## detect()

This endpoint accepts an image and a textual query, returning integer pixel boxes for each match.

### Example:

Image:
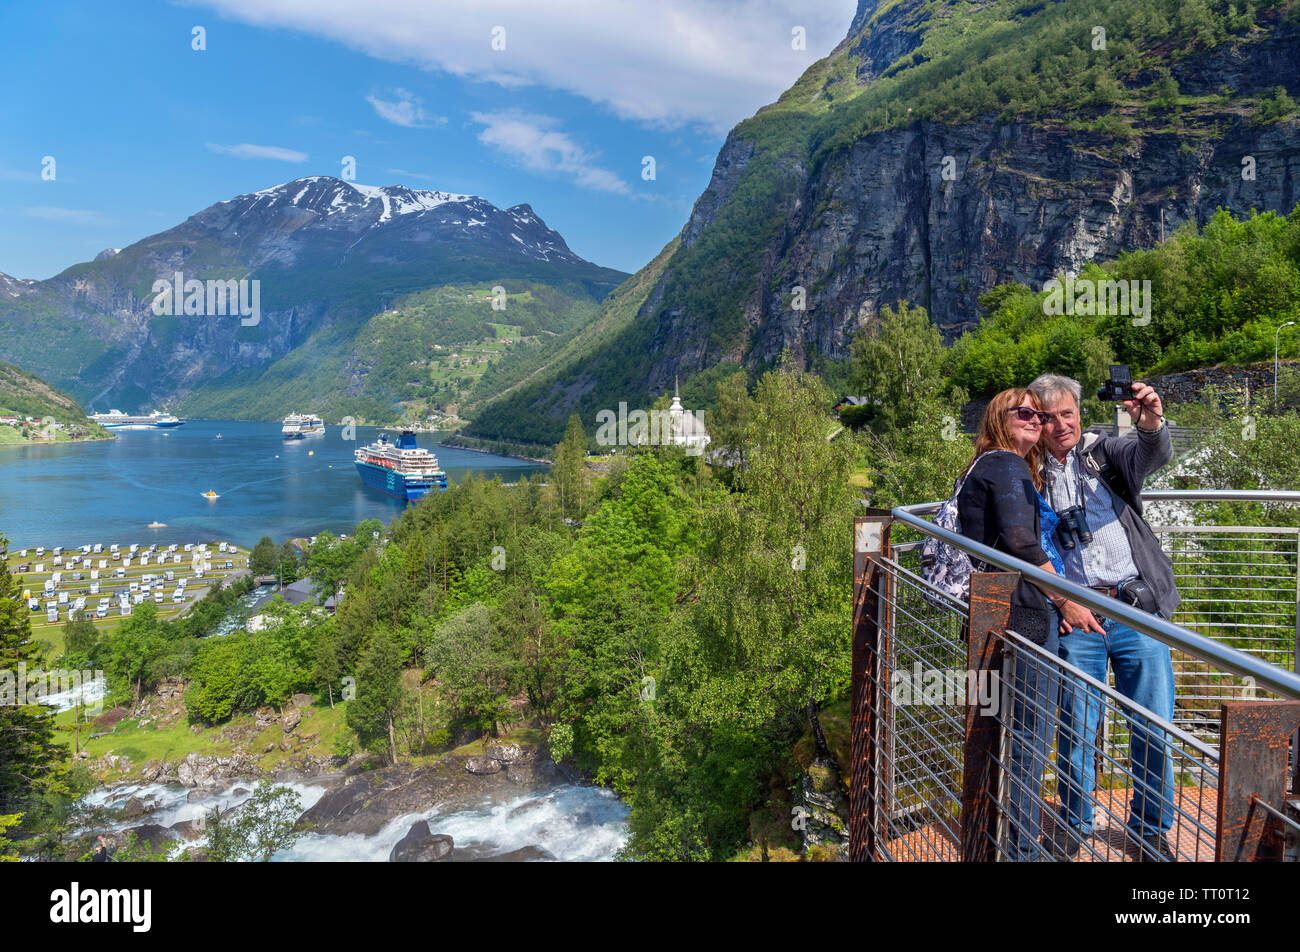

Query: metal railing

[850,490,1300,863]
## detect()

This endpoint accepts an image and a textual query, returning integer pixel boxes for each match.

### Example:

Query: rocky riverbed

[82,740,628,861]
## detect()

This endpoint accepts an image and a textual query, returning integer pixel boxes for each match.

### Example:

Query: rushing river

[0,419,547,549]
[84,779,629,862]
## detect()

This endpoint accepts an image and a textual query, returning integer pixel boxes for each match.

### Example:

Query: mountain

[0,360,109,439]
[0,177,627,417]
[464,0,1300,446]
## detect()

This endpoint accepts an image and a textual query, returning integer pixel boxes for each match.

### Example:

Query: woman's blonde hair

[967,388,1045,492]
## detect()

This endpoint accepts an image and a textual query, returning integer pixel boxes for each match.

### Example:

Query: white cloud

[470,111,628,194]
[366,88,446,127]
[206,142,309,162]
[189,0,857,133]
[21,206,115,225]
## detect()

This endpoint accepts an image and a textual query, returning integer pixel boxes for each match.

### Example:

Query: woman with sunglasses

[957,387,1081,861]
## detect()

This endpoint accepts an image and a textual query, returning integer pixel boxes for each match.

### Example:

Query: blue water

[0,420,547,549]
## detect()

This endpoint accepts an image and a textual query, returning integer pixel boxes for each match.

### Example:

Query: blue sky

[0,0,856,280]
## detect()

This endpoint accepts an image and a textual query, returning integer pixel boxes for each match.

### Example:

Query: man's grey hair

[1029,373,1082,409]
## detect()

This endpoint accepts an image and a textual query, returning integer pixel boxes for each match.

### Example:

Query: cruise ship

[281,413,325,439]
[354,431,448,501]
[90,410,185,430]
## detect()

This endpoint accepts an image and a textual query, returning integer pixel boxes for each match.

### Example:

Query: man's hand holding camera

[1123,381,1164,432]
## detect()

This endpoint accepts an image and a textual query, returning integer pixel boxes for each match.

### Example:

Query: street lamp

[1276,321,1296,408]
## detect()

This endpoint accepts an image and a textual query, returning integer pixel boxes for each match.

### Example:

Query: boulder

[279,737,295,752]
[485,743,531,765]
[280,708,303,733]
[169,819,205,842]
[291,693,313,709]
[123,824,178,851]
[139,760,163,783]
[389,821,454,862]
[120,796,155,820]
[479,845,554,862]
[505,759,558,787]
[465,756,502,775]
[177,752,217,788]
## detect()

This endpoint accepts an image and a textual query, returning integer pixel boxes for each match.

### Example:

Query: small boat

[147,521,168,528]
[202,490,220,499]
[215,433,223,439]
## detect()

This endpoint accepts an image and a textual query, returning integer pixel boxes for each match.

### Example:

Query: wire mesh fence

[865,551,968,861]
[993,630,1220,863]
[1155,525,1300,742]
[856,501,1300,863]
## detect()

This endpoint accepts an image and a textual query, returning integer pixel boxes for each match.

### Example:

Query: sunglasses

[1005,406,1050,425]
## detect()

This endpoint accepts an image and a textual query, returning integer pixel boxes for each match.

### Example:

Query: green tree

[185,635,245,723]
[249,536,278,576]
[424,603,518,738]
[710,370,754,470]
[850,301,964,432]
[277,542,301,584]
[204,781,304,861]
[103,601,166,707]
[346,626,404,763]
[859,398,976,510]
[62,611,98,659]
[0,536,59,817]
[0,813,21,862]
[551,414,588,519]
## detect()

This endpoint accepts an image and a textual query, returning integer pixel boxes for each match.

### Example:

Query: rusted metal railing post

[1215,699,1300,861]
[962,571,1017,862]
[850,511,892,862]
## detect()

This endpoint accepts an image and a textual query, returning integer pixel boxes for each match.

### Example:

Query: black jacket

[1064,426,1180,617]
[958,451,1052,644]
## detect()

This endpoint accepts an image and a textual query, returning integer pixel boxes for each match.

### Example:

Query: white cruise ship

[90,410,185,430]
[281,413,325,439]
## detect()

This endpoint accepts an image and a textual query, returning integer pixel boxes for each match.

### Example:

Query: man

[1027,373,1179,863]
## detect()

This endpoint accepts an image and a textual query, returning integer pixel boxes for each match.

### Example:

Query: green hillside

[177,279,603,424]
[0,361,110,441]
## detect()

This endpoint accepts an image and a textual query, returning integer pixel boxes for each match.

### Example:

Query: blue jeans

[1005,610,1060,860]
[1055,618,1176,837]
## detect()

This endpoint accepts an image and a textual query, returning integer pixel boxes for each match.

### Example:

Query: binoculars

[1056,505,1092,549]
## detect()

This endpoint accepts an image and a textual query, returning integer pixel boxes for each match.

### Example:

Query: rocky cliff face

[465,1,1300,444]
[645,21,1300,395]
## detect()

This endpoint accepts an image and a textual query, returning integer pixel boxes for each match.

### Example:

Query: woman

[957,387,1081,861]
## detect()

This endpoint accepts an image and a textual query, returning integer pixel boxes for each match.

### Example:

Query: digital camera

[1098,364,1136,402]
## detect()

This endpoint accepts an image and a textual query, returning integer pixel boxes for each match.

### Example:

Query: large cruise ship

[281,413,325,439]
[90,410,185,430]
[354,431,448,501]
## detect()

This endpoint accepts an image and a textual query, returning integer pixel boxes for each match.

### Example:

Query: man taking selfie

[1028,372,1180,862]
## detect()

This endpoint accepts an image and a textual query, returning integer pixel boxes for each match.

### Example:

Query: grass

[52,693,354,782]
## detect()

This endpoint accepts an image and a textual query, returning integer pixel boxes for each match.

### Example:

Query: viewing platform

[850,490,1300,863]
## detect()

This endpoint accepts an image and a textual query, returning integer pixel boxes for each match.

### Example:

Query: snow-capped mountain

[0,177,626,414]
[194,177,585,267]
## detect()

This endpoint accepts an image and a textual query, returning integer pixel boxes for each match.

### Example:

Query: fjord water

[0,420,547,549]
